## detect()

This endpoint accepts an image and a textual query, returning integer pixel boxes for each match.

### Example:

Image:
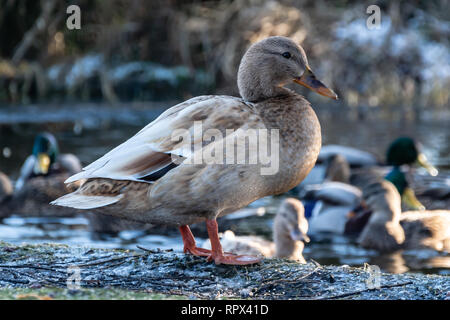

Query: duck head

[274,198,310,244]
[324,154,351,183]
[237,36,337,102]
[32,132,59,175]
[386,137,438,176]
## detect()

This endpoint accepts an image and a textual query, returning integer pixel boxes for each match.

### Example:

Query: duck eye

[282,52,291,59]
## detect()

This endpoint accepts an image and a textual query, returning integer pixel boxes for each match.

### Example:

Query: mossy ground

[0,286,187,300]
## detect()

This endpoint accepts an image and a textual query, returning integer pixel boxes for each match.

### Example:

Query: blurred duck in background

[297,144,378,187]
[0,172,13,219]
[301,177,362,234]
[349,137,438,210]
[379,137,437,210]
[358,180,450,253]
[299,137,442,235]
[9,132,82,216]
[0,172,13,203]
[203,198,310,263]
[15,132,82,191]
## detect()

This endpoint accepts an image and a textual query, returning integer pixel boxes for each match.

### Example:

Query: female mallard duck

[52,36,337,265]
[358,180,450,252]
[10,132,82,216]
[202,198,310,263]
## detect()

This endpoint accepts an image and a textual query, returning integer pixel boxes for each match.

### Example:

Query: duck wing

[65,95,261,184]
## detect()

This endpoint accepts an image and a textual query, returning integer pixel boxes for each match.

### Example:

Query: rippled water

[0,105,449,275]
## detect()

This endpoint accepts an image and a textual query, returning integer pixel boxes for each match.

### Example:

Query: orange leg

[179,225,211,256]
[205,219,261,265]
[179,224,237,258]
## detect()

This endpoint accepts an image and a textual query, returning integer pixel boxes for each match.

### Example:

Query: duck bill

[293,68,338,100]
[36,153,51,175]
[417,153,438,176]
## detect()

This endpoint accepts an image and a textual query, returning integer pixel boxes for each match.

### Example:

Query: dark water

[0,104,449,275]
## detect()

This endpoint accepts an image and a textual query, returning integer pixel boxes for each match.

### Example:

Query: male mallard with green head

[300,137,441,235]
[9,133,82,216]
[15,132,82,191]
[52,36,337,265]
[384,137,438,210]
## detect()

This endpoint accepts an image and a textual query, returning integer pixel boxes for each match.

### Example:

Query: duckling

[203,198,309,263]
[358,180,450,252]
[52,36,337,265]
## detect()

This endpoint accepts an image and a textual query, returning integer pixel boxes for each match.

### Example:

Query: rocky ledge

[0,241,448,300]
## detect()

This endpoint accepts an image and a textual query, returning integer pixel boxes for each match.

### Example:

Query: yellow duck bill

[293,68,338,100]
[36,153,51,175]
[417,153,438,176]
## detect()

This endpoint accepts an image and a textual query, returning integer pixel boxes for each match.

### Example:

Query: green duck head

[32,132,59,175]
[386,137,438,176]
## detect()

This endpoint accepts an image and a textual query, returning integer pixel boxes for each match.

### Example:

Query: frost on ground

[0,241,448,300]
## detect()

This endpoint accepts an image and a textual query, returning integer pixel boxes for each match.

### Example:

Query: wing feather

[66,95,259,184]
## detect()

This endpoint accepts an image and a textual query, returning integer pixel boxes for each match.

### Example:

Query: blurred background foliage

[0,0,448,119]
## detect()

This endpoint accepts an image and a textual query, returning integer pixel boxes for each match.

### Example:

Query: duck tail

[50,193,123,210]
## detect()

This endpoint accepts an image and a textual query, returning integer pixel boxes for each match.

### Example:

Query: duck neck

[237,52,293,102]
[385,166,407,196]
[273,222,304,260]
[253,92,321,194]
[239,82,292,103]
